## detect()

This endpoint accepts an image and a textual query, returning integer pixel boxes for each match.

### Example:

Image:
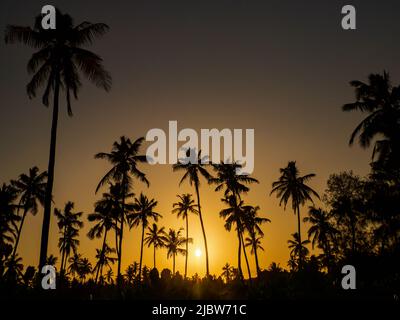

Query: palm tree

[243,205,270,277]
[212,162,259,199]
[270,161,319,269]
[0,184,19,249]
[165,228,191,275]
[212,162,259,279]
[95,136,149,286]
[173,149,212,276]
[77,258,92,283]
[87,195,117,283]
[54,202,83,275]
[245,236,264,270]
[5,10,111,270]
[105,269,114,285]
[221,263,234,283]
[287,232,310,270]
[343,71,400,169]
[303,207,338,271]
[219,195,248,279]
[92,244,117,283]
[125,262,139,284]
[10,167,46,261]
[68,253,82,278]
[144,223,167,269]
[128,193,161,281]
[172,194,198,278]
[4,255,24,282]
[45,254,58,267]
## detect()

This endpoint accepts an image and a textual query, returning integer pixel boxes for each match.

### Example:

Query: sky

[1,0,400,277]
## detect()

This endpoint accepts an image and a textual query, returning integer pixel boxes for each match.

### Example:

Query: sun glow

[195,248,202,257]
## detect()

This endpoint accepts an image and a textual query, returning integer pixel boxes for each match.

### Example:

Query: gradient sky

[1,0,400,277]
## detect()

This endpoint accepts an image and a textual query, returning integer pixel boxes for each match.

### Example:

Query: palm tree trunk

[96,230,108,283]
[237,228,243,279]
[195,182,209,276]
[114,221,119,257]
[138,223,145,281]
[11,207,28,260]
[253,243,261,277]
[39,71,60,272]
[240,232,252,280]
[296,207,303,270]
[60,226,67,276]
[184,214,189,279]
[173,254,176,275]
[117,174,127,289]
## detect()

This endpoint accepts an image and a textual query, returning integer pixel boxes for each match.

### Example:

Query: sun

[195,248,202,257]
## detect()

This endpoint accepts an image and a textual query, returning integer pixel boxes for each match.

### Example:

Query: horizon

[1,0,399,279]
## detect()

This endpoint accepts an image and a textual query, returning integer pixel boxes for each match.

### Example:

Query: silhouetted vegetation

[1,8,399,300]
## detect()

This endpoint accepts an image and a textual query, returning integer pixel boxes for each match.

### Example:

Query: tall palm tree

[173,149,212,276]
[212,162,259,279]
[172,194,198,278]
[95,136,149,286]
[92,244,117,284]
[87,194,117,283]
[54,202,83,275]
[343,72,400,169]
[243,205,270,277]
[219,195,248,279]
[5,10,111,270]
[128,193,161,281]
[165,228,191,275]
[287,232,310,270]
[303,207,337,271]
[10,167,47,260]
[270,161,319,269]
[144,223,167,269]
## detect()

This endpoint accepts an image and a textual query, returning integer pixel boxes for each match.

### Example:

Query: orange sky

[1,0,398,277]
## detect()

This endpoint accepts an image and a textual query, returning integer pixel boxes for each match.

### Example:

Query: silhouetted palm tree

[92,244,116,284]
[0,184,19,250]
[5,10,111,270]
[77,257,92,283]
[212,162,259,199]
[144,224,167,269]
[243,205,270,277]
[10,167,46,261]
[220,195,248,279]
[45,254,58,267]
[343,71,400,169]
[128,193,161,281]
[172,194,198,278]
[212,162,259,279]
[68,253,82,278]
[304,207,337,271]
[165,228,191,275]
[105,269,114,285]
[173,149,212,276]
[221,263,234,283]
[125,262,139,284]
[95,136,149,286]
[287,232,310,270]
[87,193,117,283]
[271,161,319,269]
[54,202,83,275]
